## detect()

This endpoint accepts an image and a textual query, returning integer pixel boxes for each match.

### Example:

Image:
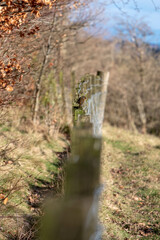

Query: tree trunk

[124,94,138,133]
[59,71,67,121]
[137,95,147,134]
[32,13,56,124]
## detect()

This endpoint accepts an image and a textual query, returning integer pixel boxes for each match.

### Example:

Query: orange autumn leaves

[6,85,13,92]
[0,57,23,92]
[0,0,81,35]
[0,0,53,35]
[0,0,57,94]
[0,0,83,95]
[0,193,8,205]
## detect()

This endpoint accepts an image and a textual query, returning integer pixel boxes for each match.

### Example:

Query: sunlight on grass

[105,138,138,153]
[100,124,160,240]
[0,121,66,238]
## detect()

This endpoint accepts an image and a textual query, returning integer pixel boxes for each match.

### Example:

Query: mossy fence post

[41,71,109,240]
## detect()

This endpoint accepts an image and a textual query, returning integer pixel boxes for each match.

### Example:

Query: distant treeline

[63,24,160,136]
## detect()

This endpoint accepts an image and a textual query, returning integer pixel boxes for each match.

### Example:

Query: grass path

[100,125,160,240]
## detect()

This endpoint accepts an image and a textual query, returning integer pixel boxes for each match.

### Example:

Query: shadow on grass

[6,147,69,240]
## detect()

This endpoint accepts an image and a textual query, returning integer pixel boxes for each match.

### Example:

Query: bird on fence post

[97,71,103,79]
[77,96,86,108]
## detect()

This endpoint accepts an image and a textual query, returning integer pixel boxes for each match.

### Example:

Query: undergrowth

[0,108,69,239]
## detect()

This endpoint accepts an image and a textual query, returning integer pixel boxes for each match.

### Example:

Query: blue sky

[99,0,160,44]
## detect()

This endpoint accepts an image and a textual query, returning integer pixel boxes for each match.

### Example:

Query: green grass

[0,120,67,239]
[100,125,160,240]
[105,138,138,153]
[1,126,10,132]
[1,116,160,240]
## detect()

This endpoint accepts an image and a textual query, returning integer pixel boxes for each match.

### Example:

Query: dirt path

[100,124,160,240]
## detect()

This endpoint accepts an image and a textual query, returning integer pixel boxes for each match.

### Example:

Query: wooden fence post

[41,71,109,240]
[41,126,102,240]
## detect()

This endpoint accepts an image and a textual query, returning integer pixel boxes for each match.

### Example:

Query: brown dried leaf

[3,197,8,205]
[0,194,5,199]
[6,85,13,92]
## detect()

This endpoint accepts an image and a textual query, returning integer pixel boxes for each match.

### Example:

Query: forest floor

[0,111,69,239]
[100,124,160,240]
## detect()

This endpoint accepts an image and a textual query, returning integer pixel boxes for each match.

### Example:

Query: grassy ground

[1,111,160,240]
[0,112,69,239]
[100,124,160,240]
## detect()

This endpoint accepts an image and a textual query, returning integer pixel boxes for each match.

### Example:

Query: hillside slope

[0,120,69,239]
[100,124,160,240]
